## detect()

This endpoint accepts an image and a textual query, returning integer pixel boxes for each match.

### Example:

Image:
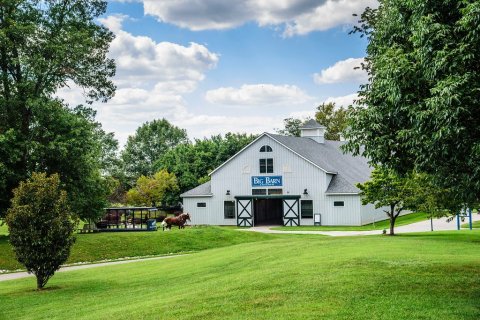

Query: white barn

[181,120,385,227]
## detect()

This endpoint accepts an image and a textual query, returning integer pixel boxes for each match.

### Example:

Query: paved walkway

[241,214,480,237]
[0,254,184,282]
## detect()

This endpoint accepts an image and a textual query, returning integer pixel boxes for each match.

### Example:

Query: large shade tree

[276,103,348,140]
[121,119,188,185]
[276,117,304,137]
[0,0,116,218]
[155,133,257,202]
[26,103,117,221]
[344,0,480,209]
[315,102,349,141]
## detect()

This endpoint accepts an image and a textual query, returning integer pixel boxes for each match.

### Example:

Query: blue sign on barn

[251,176,283,187]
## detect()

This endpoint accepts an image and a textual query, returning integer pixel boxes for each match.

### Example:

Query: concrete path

[241,213,480,237]
[395,214,479,233]
[0,254,184,282]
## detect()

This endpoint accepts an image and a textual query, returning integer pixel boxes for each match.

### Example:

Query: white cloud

[136,0,378,36]
[324,93,358,107]
[283,0,378,36]
[205,84,312,106]
[98,14,129,33]
[314,57,367,84]
[104,22,219,90]
[288,110,315,119]
[175,114,282,139]
[58,15,301,145]
[57,15,222,146]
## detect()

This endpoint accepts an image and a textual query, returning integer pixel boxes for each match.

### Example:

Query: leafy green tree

[214,133,258,167]
[156,143,200,199]
[121,119,188,185]
[357,166,417,235]
[155,133,257,202]
[344,1,480,208]
[276,117,304,137]
[315,102,348,141]
[126,170,179,206]
[28,104,114,222]
[407,173,460,218]
[0,0,115,217]
[96,128,121,177]
[6,173,77,290]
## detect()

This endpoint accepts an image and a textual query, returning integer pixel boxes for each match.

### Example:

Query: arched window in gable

[260,145,273,152]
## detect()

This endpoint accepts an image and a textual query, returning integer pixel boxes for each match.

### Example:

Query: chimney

[300,119,326,143]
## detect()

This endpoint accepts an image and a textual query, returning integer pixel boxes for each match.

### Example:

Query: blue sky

[59,0,377,146]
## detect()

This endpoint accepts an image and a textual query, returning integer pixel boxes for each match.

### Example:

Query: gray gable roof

[181,133,372,197]
[180,181,212,197]
[268,134,371,194]
[300,119,326,129]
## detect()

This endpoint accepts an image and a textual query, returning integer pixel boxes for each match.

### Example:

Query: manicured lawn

[271,212,429,231]
[462,219,480,229]
[0,231,479,319]
[0,222,7,236]
[0,226,274,271]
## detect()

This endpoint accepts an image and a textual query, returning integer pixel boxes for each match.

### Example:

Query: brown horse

[161,213,191,231]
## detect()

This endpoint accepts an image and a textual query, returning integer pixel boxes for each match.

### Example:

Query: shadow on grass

[6,285,65,297]
[35,285,64,292]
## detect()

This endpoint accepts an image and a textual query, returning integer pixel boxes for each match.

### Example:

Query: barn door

[237,199,253,227]
[283,198,299,226]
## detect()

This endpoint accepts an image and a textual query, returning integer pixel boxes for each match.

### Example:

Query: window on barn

[259,158,274,173]
[260,145,273,152]
[197,202,207,208]
[268,189,283,195]
[224,201,235,219]
[334,201,344,207]
[301,200,313,219]
[252,189,267,195]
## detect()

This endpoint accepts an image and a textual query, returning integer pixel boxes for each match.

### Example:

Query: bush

[6,173,78,289]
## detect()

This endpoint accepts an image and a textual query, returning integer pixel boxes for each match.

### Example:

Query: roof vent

[300,119,326,143]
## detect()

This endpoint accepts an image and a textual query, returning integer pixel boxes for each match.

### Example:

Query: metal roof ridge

[265,133,337,174]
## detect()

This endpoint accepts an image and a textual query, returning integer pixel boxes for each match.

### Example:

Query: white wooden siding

[359,202,388,225]
[323,195,362,226]
[184,134,377,226]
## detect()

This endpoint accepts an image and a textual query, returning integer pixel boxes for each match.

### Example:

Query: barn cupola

[300,119,326,143]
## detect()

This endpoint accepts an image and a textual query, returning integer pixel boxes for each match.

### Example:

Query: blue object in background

[147,219,157,231]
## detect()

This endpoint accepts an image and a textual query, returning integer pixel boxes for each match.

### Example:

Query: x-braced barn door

[237,199,253,227]
[283,198,299,226]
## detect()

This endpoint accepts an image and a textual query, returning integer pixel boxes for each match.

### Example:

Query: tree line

[113,121,258,208]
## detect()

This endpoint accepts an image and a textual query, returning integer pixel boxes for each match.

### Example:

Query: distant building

[181,120,385,226]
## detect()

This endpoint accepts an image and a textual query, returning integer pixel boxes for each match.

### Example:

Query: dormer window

[260,145,273,152]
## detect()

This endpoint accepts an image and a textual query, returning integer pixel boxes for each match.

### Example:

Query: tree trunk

[36,274,45,290]
[388,204,396,236]
[389,215,397,236]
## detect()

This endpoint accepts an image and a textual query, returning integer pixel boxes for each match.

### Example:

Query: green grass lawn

[0,226,274,271]
[462,219,480,229]
[0,222,7,236]
[271,212,429,231]
[1,231,479,319]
